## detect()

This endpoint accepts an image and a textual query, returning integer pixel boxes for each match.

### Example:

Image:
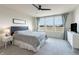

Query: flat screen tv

[71,23,77,33]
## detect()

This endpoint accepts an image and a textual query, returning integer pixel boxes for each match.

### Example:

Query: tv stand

[67,31,79,49]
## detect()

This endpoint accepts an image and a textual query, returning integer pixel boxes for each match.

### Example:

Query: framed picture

[13,18,26,24]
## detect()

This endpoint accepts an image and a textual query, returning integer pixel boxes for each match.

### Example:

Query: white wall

[66,6,79,33]
[74,7,79,23]
[74,7,79,33]
[0,5,34,31]
[65,11,75,31]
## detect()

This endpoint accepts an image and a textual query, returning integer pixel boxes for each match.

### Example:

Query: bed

[11,26,47,52]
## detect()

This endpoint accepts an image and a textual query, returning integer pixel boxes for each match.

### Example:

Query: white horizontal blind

[38,15,63,27]
[54,16,63,26]
[38,15,64,33]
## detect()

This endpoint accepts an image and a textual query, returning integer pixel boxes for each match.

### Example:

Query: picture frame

[13,18,26,24]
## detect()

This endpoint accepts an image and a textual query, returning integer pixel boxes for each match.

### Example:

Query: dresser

[67,31,79,49]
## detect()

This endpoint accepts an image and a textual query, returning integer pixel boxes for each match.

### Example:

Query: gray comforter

[13,31,47,48]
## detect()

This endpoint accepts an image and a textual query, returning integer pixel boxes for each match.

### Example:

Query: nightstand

[2,36,13,48]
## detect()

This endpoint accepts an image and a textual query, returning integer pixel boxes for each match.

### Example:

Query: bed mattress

[13,31,47,52]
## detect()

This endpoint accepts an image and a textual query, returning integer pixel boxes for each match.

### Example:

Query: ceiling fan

[32,4,51,11]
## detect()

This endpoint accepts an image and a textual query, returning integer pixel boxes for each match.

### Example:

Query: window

[54,16,63,27]
[38,15,64,32]
[38,18,45,27]
[38,15,63,27]
[45,17,54,27]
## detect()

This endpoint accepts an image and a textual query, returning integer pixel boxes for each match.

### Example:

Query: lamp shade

[0,27,10,37]
[0,29,4,34]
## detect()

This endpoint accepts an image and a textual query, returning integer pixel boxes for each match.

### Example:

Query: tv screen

[71,23,77,33]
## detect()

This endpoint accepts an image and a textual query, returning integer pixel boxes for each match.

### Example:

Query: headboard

[10,26,28,35]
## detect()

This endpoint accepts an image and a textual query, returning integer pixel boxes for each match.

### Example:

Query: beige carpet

[0,38,79,55]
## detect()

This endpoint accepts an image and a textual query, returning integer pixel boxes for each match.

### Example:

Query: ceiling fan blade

[40,8,51,10]
[32,4,39,9]
[32,4,51,11]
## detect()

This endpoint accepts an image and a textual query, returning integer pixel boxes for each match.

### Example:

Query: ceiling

[2,4,79,17]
